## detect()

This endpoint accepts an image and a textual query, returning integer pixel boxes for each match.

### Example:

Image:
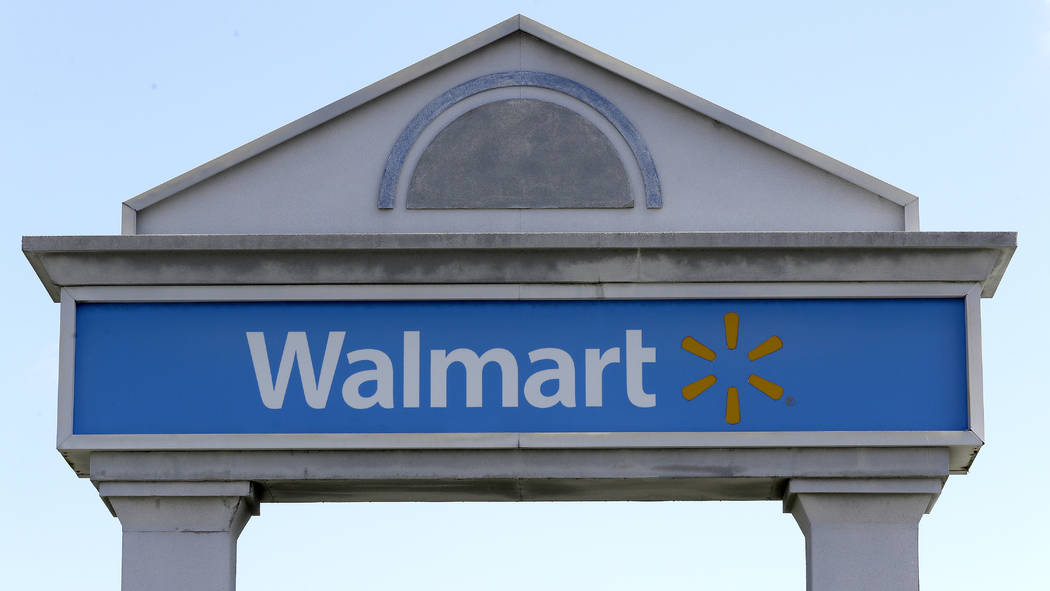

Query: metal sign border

[57,282,984,465]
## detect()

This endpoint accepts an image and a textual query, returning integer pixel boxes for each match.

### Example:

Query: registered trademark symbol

[786,397,796,407]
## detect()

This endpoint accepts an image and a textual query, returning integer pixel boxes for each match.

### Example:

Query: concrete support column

[784,478,943,591]
[99,481,259,591]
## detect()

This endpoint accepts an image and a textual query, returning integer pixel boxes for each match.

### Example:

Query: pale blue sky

[3,1,1048,588]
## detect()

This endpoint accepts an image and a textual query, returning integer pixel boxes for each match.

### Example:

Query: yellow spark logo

[681,312,784,425]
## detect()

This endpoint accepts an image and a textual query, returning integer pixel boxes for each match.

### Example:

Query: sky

[2,1,1049,589]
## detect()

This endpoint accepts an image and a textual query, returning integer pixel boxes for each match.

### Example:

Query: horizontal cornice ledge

[23,232,1016,302]
[22,231,1016,251]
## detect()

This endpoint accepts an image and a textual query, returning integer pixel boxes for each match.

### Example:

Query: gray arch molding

[378,71,662,209]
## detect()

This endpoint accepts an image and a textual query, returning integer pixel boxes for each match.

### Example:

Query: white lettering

[342,349,394,409]
[430,348,518,408]
[584,347,620,407]
[403,331,420,408]
[248,329,660,411]
[246,331,345,409]
[524,348,576,408]
[625,330,656,408]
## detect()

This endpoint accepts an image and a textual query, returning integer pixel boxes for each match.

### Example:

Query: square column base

[100,481,258,591]
[785,478,943,591]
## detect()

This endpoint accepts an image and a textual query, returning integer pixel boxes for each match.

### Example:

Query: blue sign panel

[72,299,968,435]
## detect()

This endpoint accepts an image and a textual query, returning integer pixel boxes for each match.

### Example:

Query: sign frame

[55,281,985,475]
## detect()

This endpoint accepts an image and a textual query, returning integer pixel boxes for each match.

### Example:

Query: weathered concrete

[22,231,1016,302]
[407,99,632,208]
[88,448,951,503]
[785,478,943,591]
[99,481,257,591]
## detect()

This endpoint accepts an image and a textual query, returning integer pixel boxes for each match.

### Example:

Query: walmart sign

[72,299,968,434]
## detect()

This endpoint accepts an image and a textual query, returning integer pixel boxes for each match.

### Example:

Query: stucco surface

[130,32,909,234]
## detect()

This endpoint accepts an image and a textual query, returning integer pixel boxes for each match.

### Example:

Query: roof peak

[121,15,918,234]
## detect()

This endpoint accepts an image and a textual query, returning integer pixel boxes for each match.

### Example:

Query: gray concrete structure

[102,482,257,591]
[785,478,943,590]
[23,15,1015,591]
[119,16,918,235]
[23,231,1014,303]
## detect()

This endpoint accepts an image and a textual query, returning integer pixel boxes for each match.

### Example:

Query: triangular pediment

[123,15,917,235]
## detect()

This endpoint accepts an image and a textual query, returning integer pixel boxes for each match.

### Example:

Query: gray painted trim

[785,477,944,496]
[904,200,920,232]
[22,231,1017,302]
[55,282,984,476]
[56,290,75,449]
[63,431,981,453]
[783,477,944,514]
[96,481,260,518]
[85,449,951,503]
[120,14,916,224]
[378,71,661,209]
[965,284,985,442]
[89,449,952,482]
[56,291,76,460]
[120,204,136,235]
[23,230,1016,251]
[97,481,255,498]
[64,281,976,302]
